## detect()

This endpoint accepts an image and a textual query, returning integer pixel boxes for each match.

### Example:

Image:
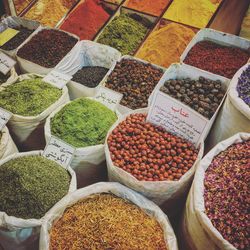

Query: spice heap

[160,77,225,119]
[17,29,77,68]
[163,0,221,29]
[204,140,250,250]
[136,22,195,68]
[124,0,170,16]
[1,26,34,51]
[49,193,167,250]
[60,0,111,40]
[72,66,109,88]
[237,65,250,107]
[0,78,62,116]
[13,0,32,14]
[51,98,117,147]
[0,72,10,85]
[184,41,250,78]
[0,155,70,219]
[105,59,164,109]
[108,113,198,181]
[97,13,148,55]
[24,0,76,27]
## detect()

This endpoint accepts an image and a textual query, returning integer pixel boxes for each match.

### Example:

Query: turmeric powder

[163,0,222,29]
[136,22,196,68]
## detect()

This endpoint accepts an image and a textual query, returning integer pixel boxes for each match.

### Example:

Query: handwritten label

[0,52,16,75]
[0,107,12,130]
[147,91,208,146]
[43,70,72,89]
[43,136,75,168]
[0,28,19,46]
[94,86,123,111]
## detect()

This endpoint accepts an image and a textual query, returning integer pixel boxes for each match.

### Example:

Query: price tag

[0,52,16,75]
[0,28,19,46]
[0,107,12,130]
[147,91,208,146]
[43,70,72,89]
[43,136,75,168]
[94,86,123,111]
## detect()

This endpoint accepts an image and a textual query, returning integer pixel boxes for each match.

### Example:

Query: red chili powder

[60,0,110,40]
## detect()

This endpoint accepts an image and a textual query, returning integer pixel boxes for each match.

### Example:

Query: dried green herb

[51,98,117,147]
[0,77,62,116]
[0,155,70,219]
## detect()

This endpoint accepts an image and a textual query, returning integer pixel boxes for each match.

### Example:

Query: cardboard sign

[43,70,72,89]
[0,52,16,75]
[0,107,12,130]
[94,86,123,111]
[147,91,208,146]
[0,28,19,46]
[43,136,75,168]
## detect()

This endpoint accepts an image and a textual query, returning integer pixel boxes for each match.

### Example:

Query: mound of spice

[13,0,33,14]
[204,140,250,250]
[51,98,117,148]
[0,155,70,219]
[0,26,34,51]
[105,58,164,109]
[0,78,62,116]
[108,113,198,181]
[237,65,250,107]
[136,22,196,68]
[97,13,148,55]
[49,193,167,250]
[60,0,111,40]
[17,29,78,68]
[0,71,10,85]
[160,76,225,119]
[184,41,250,78]
[72,66,109,88]
[124,0,170,16]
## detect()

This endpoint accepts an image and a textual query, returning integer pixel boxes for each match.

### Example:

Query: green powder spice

[0,78,62,116]
[51,98,117,148]
[97,14,148,55]
[0,155,70,219]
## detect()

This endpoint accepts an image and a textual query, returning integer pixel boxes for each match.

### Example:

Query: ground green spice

[97,13,148,55]
[0,77,62,116]
[0,155,70,219]
[51,98,117,147]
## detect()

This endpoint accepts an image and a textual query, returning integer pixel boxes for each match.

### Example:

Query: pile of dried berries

[204,140,250,250]
[160,76,225,119]
[237,65,250,107]
[108,113,198,181]
[49,193,167,250]
[184,41,250,78]
[105,59,164,109]
[17,29,78,68]
[0,26,34,51]
[72,66,109,88]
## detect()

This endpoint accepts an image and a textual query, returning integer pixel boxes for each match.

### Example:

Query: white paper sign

[147,91,208,146]
[0,52,16,75]
[0,107,12,130]
[43,136,75,168]
[94,86,123,111]
[43,70,72,89]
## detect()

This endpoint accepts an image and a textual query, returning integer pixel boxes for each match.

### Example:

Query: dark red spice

[108,113,198,181]
[60,0,111,40]
[17,29,78,68]
[204,140,250,250]
[184,41,250,78]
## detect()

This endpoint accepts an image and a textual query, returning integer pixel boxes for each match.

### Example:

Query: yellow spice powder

[136,22,196,68]
[163,0,222,29]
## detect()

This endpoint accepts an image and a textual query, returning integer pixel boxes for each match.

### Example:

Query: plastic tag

[43,70,72,89]
[0,52,16,75]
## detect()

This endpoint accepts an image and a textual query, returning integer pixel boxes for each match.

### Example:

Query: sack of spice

[105,108,204,216]
[45,97,120,187]
[40,182,178,250]
[180,133,249,250]
[0,150,76,250]
[0,73,70,151]
[0,126,18,161]
[55,40,121,99]
[207,63,250,149]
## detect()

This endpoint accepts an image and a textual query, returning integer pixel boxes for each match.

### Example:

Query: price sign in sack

[43,70,72,89]
[0,52,16,75]
[0,107,12,131]
[43,136,75,168]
